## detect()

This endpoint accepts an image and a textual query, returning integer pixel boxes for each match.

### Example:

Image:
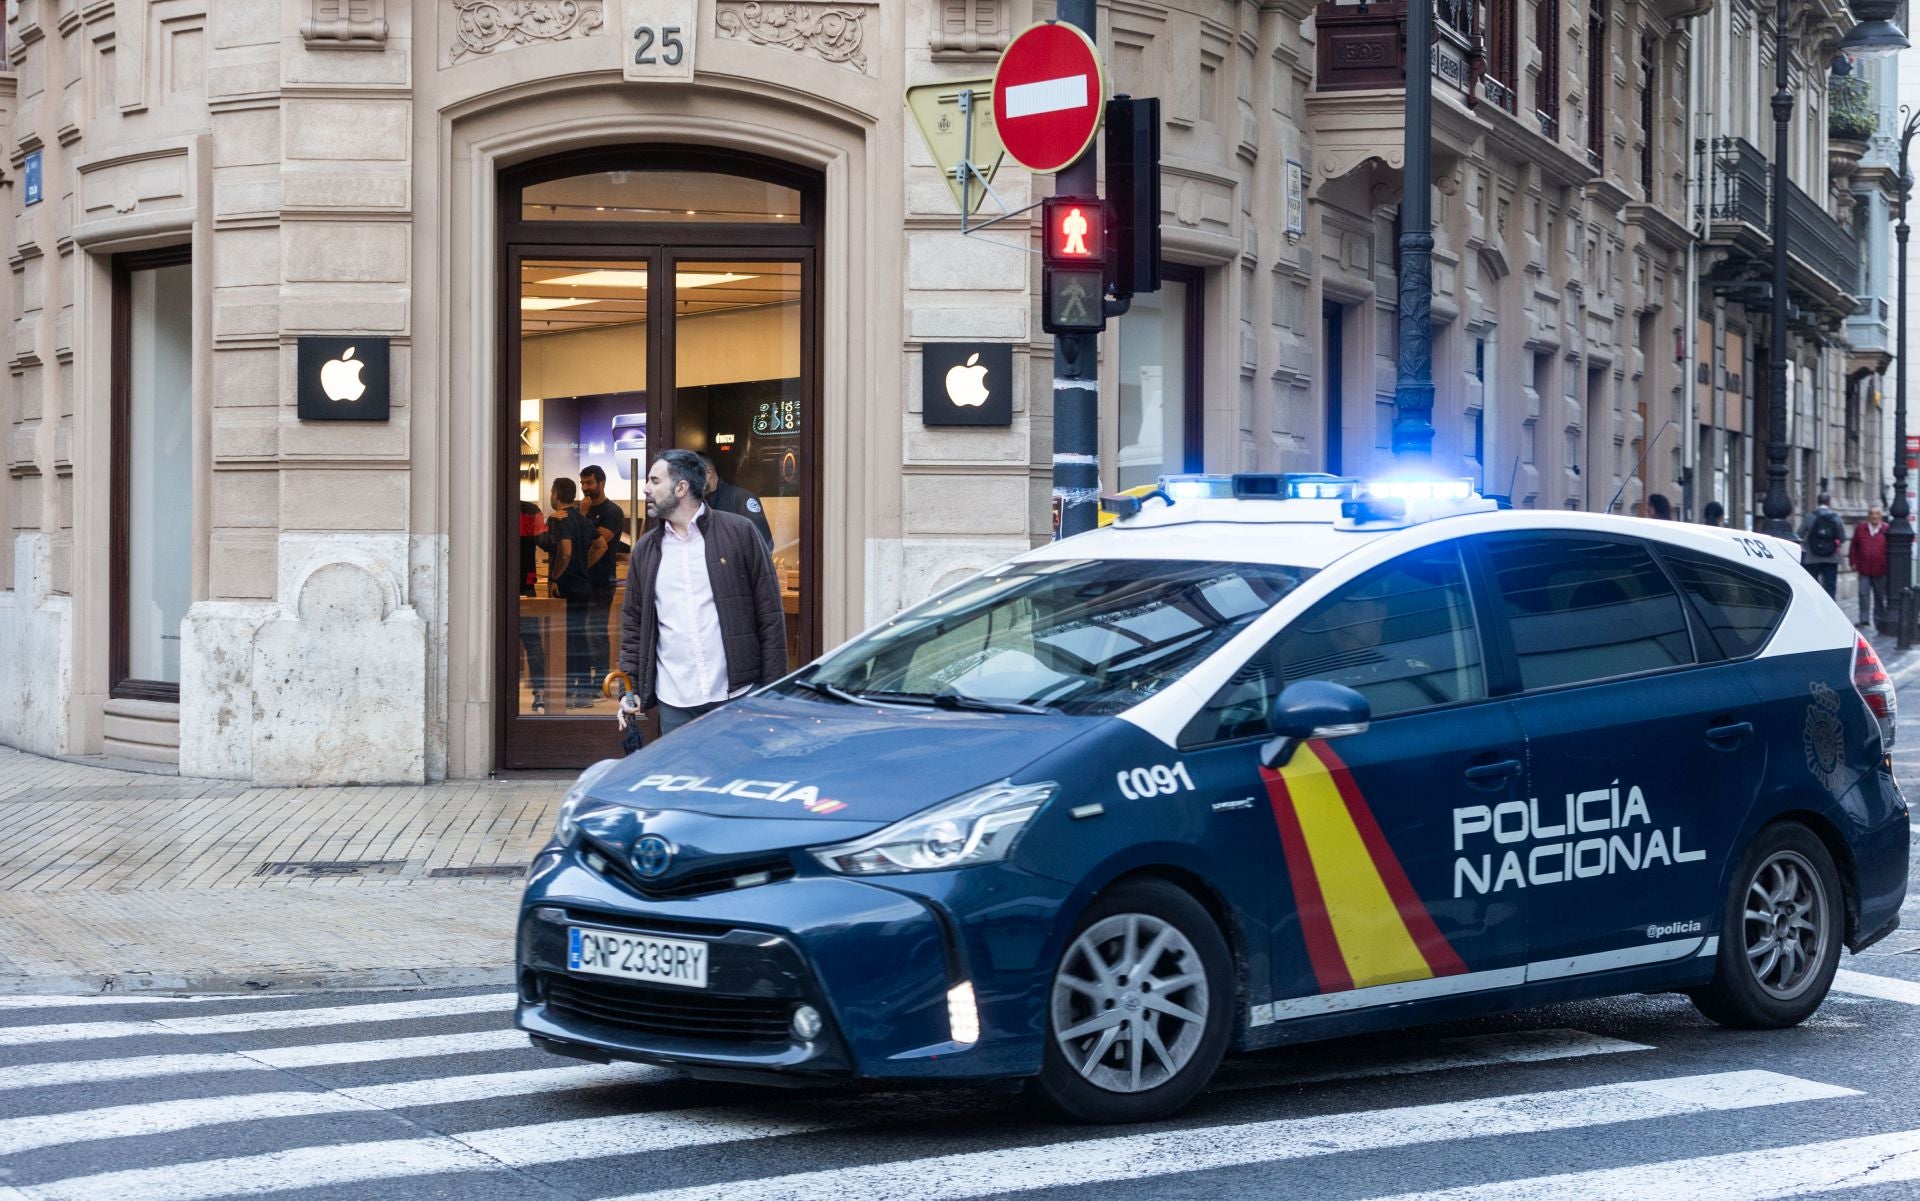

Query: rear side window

[1482,536,1694,691]
[1660,548,1792,659]
[1181,545,1485,745]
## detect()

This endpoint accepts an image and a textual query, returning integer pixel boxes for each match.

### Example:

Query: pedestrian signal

[1043,197,1106,265]
[1043,266,1106,334]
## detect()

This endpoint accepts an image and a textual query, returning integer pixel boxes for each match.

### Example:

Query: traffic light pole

[1053,0,1100,539]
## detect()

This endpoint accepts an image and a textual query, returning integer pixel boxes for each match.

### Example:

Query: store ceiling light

[538,269,746,290]
[520,297,596,311]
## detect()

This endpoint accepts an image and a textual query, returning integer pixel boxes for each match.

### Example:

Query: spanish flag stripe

[1315,743,1470,977]
[1260,765,1355,994]
[1285,744,1434,988]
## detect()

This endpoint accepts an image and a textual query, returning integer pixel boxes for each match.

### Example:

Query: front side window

[1483,535,1693,691]
[1182,545,1485,746]
[798,559,1312,716]
[113,250,194,697]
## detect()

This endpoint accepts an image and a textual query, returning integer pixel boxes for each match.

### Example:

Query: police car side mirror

[1259,680,1371,769]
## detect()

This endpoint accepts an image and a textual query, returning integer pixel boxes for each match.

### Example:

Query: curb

[0,964,516,998]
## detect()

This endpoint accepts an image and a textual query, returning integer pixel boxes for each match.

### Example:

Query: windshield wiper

[929,688,1060,716]
[789,676,864,705]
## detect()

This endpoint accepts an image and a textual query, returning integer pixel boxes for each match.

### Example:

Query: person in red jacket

[1849,505,1889,628]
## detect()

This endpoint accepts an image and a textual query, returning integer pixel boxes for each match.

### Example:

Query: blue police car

[515,476,1909,1122]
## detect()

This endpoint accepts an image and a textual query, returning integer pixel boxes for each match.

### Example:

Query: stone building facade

[0,0,1886,783]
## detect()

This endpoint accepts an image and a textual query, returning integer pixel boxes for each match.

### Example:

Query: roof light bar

[1357,478,1476,502]
[1159,474,1234,500]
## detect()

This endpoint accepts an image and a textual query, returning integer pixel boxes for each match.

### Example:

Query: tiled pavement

[0,750,567,995]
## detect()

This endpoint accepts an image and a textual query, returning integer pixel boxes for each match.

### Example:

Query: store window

[1114,264,1203,490]
[111,249,194,699]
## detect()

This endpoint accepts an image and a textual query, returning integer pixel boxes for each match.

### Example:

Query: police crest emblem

[1802,682,1846,791]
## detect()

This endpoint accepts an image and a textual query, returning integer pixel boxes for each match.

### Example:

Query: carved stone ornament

[715,3,871,72]
[449,0,606,61]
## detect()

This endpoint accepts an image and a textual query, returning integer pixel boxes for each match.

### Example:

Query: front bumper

[515,849,1062,1081]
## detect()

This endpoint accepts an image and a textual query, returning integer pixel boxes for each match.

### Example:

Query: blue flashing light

[1159,474,1234,500]
[1356,478,1476,502]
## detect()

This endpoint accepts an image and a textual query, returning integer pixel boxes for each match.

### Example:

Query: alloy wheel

[1743,848,1830,1001]
[1049,912,1209,1094]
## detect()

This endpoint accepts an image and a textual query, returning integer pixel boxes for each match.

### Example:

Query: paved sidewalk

[0,750,567,995]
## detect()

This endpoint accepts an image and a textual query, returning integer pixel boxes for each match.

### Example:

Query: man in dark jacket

[705,457,774,550]
[619,449,787,735]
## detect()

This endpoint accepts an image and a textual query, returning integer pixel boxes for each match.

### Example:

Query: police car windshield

[795,559,1313,716]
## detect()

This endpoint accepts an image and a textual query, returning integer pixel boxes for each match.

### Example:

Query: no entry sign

[992,22,1109,174]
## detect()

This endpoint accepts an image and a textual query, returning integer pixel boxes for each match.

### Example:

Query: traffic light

[1105,96,1161,298]
[1042,196,1107,334]
[1042,197,1107,265]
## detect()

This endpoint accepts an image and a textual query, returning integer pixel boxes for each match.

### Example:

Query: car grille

[636,856,796,900]
[546,975,794,1044]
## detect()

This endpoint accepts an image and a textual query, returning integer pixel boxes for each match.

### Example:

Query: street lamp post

[1884,107,1918,639]
[1760,0,1797,541]
[1395,0,1436,461]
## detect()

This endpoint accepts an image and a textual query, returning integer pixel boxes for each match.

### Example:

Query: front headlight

[810,780,1056,875]
[555,757,621,846]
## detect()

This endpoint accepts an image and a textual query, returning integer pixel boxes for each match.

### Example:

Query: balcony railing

[1702,136,1769,229]
[1315,1,1478,102]
[1698,135,1862,300]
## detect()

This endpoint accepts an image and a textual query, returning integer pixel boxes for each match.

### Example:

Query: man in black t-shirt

[704,458,773,551]
[540,478,598,707]
[578,465,628,702]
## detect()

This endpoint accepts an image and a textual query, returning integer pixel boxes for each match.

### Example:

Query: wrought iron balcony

[1698,135,1861,317]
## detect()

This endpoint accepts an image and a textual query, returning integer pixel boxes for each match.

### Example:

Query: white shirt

[654,507,732,708]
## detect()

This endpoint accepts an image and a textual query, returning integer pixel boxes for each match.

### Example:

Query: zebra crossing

[0,972,1916,1201]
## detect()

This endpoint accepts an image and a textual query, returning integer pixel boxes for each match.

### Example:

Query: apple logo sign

[922,343,1011,427]
[320,346,368,403]
[297,336,390,422]
[945,353,991,408]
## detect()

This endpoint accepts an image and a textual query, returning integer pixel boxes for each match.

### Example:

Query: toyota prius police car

[516,474,1909,1123]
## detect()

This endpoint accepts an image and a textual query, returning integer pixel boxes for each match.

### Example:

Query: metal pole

[1885,108,1917,633]
[1760,0,1796,540]
[1052,0,1101,538]
[1395,0,1437,461]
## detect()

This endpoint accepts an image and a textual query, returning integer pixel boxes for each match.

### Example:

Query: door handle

[1705,721,1754,749]
[1464,758,1524,786]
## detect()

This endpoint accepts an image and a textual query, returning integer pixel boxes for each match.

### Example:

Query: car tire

[1029,878,1233,1123]
[1689,821,1844,1030]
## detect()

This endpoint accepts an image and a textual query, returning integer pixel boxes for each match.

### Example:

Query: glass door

[666,256,814,671]
[498,154,820,770]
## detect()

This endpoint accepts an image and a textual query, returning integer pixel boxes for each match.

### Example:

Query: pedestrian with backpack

[1797,492,1845,598]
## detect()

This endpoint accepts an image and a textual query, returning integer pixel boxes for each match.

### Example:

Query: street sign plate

[905,79,1004,215]
[992,22,1109,174]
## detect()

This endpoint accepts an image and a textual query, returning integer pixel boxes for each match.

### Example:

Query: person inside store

[705,456,773,551]
[619,449,786,736]
[578,464,628,703]
[541,477,598,709]
[518,500,550,714]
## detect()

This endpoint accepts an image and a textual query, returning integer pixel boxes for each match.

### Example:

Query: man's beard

[645,497,665,520]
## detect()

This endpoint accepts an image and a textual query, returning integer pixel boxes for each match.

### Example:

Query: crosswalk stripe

[0,993,513,1047]
[601,1071,1858,1201]
[24,1106,837,1201]
[1831,968,1920,1005]
[0,1031,529,1092]
[1211,1028,1649,1093]
[0,1063,663,1155]
[1358,1127,1920,1200]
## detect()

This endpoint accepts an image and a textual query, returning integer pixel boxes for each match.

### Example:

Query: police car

[515,475,1909,1123]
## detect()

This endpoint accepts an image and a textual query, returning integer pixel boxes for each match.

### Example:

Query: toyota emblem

[633,835,675,879]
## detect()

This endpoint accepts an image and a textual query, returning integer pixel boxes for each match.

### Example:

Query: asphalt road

[0,702,1914,1199]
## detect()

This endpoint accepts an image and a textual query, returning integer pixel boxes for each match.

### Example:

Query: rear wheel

[1030,879,1232,1123]
[1690,822,1843,1029]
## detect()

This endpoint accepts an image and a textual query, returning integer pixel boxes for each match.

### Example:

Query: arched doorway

[497,148,823,769]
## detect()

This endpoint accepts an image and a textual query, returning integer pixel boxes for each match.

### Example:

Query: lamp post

[1760,0,1798,540]
[1884,107,1918,638]
[1395,0,1436,461]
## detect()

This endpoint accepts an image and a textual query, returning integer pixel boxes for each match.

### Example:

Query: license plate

[567,927,709,989]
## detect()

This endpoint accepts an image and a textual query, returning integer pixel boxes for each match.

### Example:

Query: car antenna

[1607,420,1675,515]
